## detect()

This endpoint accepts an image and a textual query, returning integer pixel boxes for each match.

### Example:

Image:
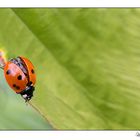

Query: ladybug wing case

[19,56,36,86]
[4,62,28,93]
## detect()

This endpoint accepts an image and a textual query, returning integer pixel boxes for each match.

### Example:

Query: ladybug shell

[19,56,36,86]
[4,56,36,93]
[4,62,28,93]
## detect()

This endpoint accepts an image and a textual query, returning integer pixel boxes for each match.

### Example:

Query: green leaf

[0,8,140,129]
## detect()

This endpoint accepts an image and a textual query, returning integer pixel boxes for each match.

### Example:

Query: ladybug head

[19,86,35,102]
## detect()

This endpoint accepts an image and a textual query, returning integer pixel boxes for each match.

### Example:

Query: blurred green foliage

[0,8,140,129]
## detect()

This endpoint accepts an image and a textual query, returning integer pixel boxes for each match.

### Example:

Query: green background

[0,8,139,130]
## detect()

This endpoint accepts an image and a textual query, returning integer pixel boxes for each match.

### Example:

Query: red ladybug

[3,56,36,102]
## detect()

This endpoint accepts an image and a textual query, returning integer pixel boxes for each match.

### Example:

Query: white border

[1,0,140,7]
[0,2,139,140]
[0,131,139,140]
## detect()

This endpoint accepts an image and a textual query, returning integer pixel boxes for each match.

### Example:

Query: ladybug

[3,56,36,102]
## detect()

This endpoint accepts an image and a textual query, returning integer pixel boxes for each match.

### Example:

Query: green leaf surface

[0,8,140,129]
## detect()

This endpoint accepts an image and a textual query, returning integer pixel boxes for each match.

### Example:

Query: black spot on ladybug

[17,75,22,80]
[16,86,20,90]
[31,69,34,74]
[6,70,11,75]
[13,84,20,90]
[13,84,16,87]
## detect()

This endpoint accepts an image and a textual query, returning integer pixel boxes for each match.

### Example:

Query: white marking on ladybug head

[22,94,27,99]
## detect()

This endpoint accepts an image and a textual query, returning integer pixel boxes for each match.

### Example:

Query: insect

[3,56,36,102]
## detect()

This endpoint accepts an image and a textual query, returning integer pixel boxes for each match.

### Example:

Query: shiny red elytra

[3,56,36,102]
